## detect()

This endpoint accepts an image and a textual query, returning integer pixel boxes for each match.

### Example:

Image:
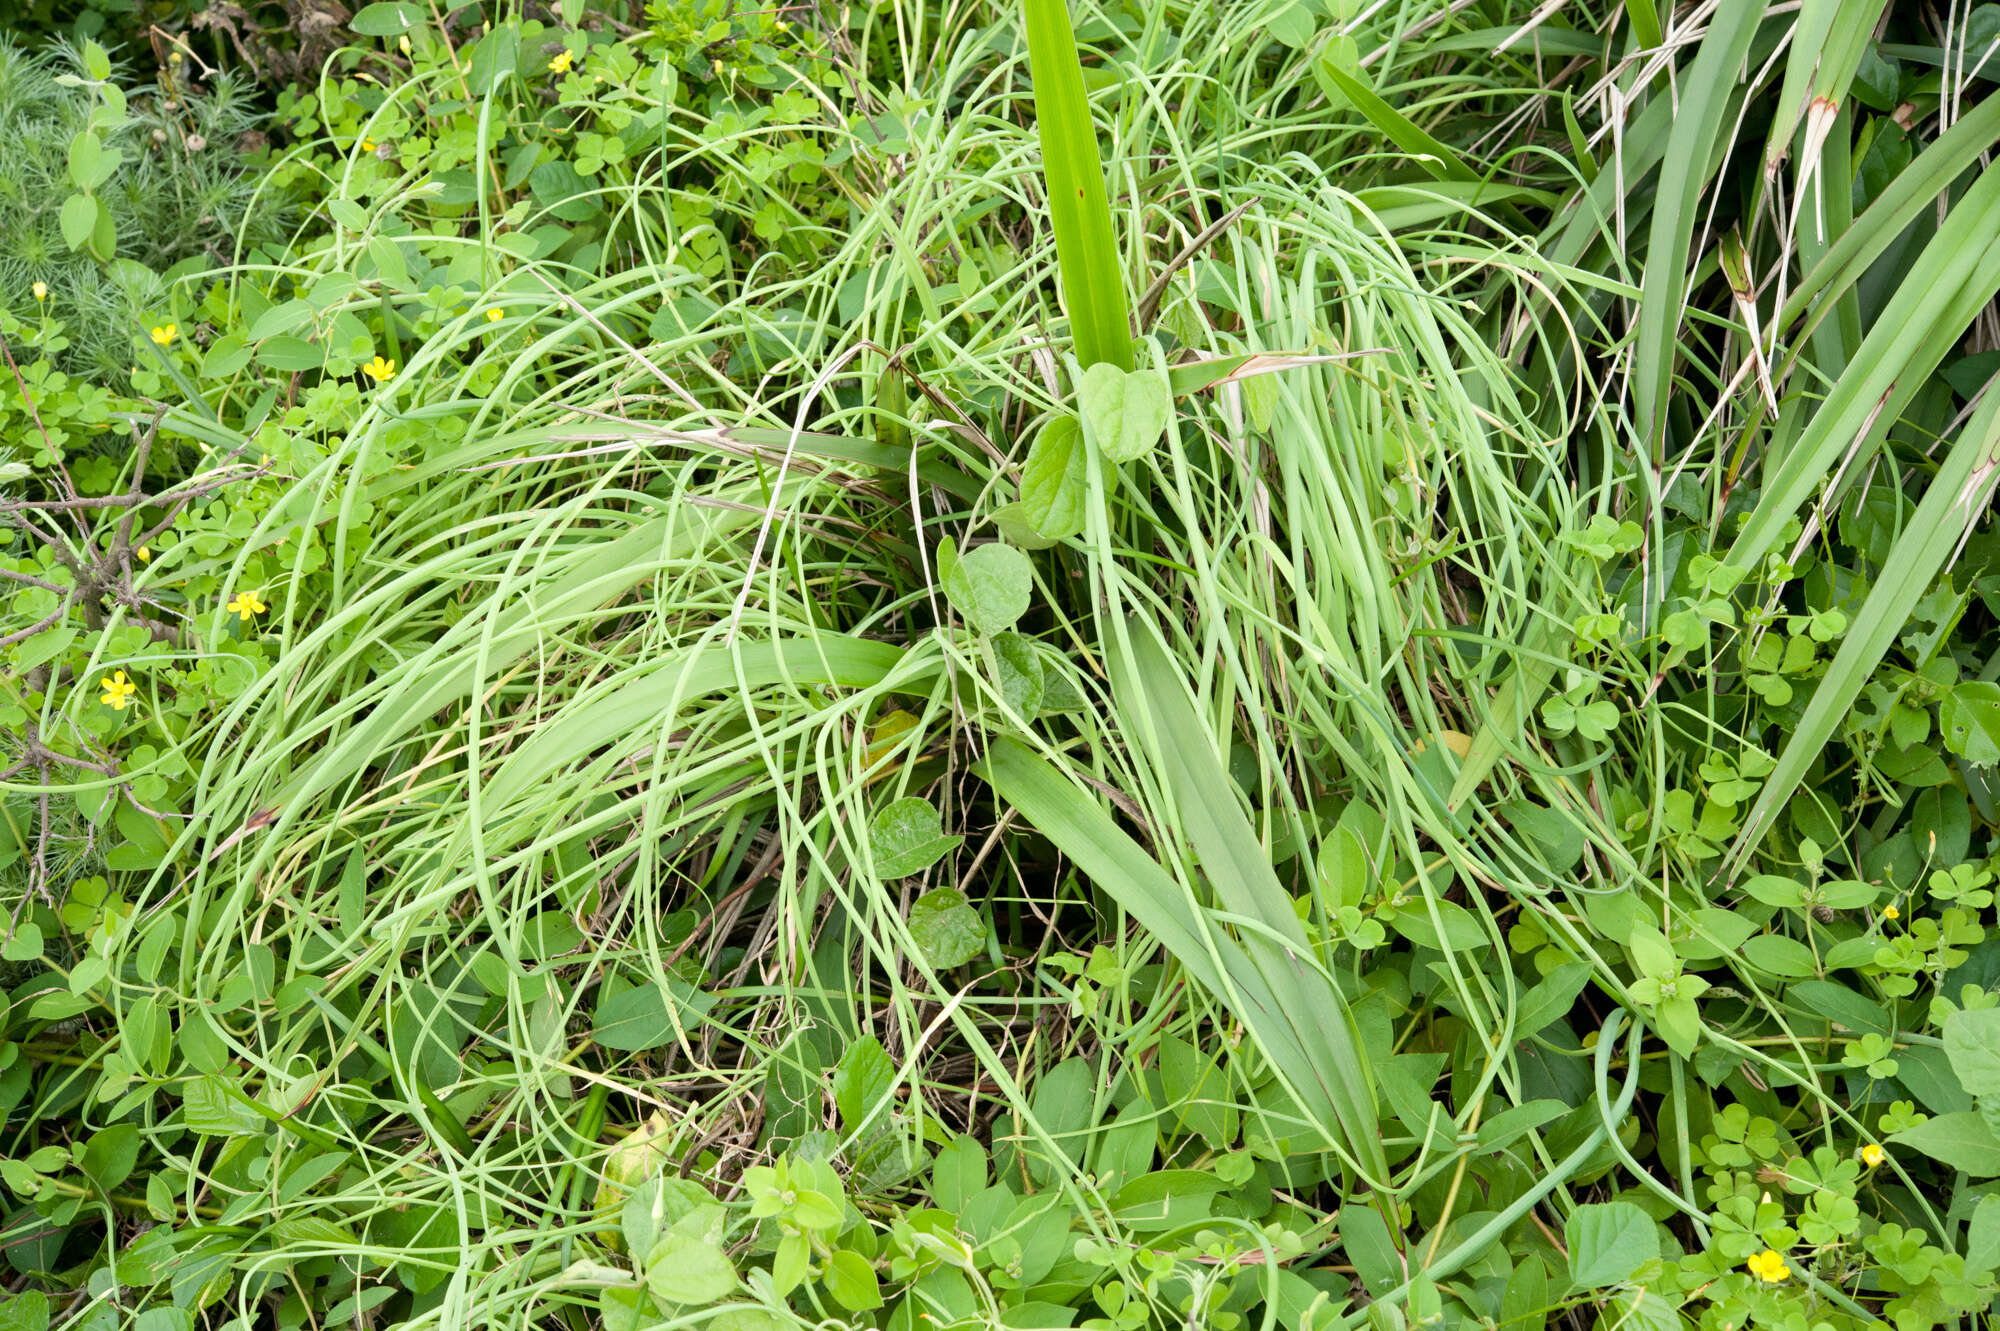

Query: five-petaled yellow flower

[100,670,137,711]
[32,281,47,302]
[548,49,573,74]
[360,137,376,152]
[227,590,268,622]
[1746,1249,1790,1284]
[150,324,177,346]
[1862,1143,1886,1168]
[362,355,396,381]
[485,308,503,322]
[1884,904,1900,921]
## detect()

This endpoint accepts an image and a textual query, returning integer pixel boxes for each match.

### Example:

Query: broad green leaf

[79,1124,139,1193]
[834,1036,896,1133]
[182,1075,264,1137]
[1945,1008,2000,1098]
[823,1249,884,1311]
[1078,363,1172,465]
[350,1,426,35]
[0,1291,49,1331]
[1625,925,1677,980]
[992,632,1045,718]
[869,798,963,878]
[1944,682,2000,767]
[1564,1201,1659,1286]
[59,193,99,252]
[1740,934,1819,979]
[938,538,1033,635]
[1026,1057,1096,1185]
[593,980,714,1052]
[645,1232,738,1304]
[908,888,985,969]
[1787,980,1890,1036]
[1019,415,1088,539]
[1968,1194,2000,1276]
[2,923,41,962]
[1890,1111,2000,1176]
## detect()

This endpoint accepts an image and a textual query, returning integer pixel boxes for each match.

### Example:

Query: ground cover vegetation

[2,1,2000,1328]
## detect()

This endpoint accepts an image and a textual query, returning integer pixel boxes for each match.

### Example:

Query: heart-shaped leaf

[869,798,963,878]
[1079,362,1171,464]
[1019,414,1088,538]
[938,537,1033,635]
[908,887,985,968]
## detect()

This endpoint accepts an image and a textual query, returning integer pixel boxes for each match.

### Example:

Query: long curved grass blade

[1725,388,2000,874]
[1777,90,2000,336]
[1022,0,1133,370]
[1764,0,1887,178]
[981,735,1388,1184]
[484,635,910,811]
[1728,188,2000,570]
[1630,0,1767,457]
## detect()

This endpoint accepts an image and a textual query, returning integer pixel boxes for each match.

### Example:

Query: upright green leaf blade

[1022,0,1133,369]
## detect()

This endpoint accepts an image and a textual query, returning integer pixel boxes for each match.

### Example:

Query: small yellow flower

[548,48,573,74]
[150,324,177,346]
[485,308,503,322]
[1862,1143,1886,1168]
[99,670,137,711]
[136,545,150,562]
[398,35,411,55]
[1884,904,1900,921]
[1745,1249,1790,1284]
[362,355,396,382]
[360,137,376,152]
[32,281,47,302]
[227,590,268,622]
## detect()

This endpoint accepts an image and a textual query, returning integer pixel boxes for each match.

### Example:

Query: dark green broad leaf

[1945,1008,2000,1097]
[79,1124,140,1193]
[1786,980,1892,1037]
[1943,682,2000,766]
[349,1,425,35]
[593,979,716,1052]
[833,1036,895,1132]
[908,887,985,969]
[992,632,1045,719]
[1891,1110,2000,1176]
[1564,1201,1659,1286]
[869,797,963,878]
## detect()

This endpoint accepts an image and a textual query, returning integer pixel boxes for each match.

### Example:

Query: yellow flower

[362,355,396,382]
[360,137,376,152]
[227,590,268,622]
[150,324,177,346]
[1745,1249,1790,1284]
[32,281,47,302]
[99,670,137,710]
[1884,904,1900,920]
[548,49,573,74]
[485,308,503,322]
[136,545,150,562]
[1862,1143,1886,1168]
